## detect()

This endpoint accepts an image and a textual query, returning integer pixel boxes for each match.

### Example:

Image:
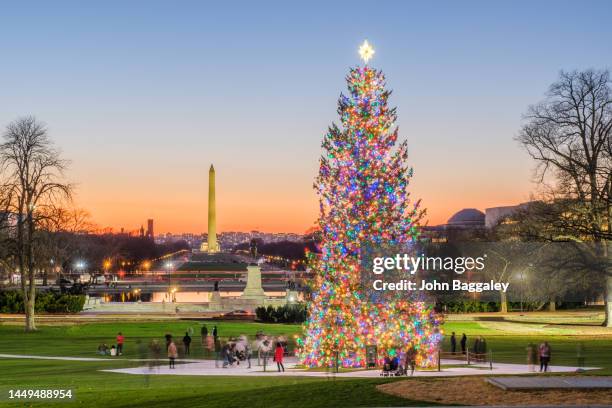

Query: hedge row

[255,304,307,323]
[437,300,553,313]
[0,290,86,313]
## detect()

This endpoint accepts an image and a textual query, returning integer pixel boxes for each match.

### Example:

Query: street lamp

[74,260,87,284]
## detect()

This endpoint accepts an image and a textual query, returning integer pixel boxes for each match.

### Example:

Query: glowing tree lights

[298,42,442,368]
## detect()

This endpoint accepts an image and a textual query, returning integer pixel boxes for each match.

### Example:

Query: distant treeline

[436,300,597,313]
[45,233,190,273]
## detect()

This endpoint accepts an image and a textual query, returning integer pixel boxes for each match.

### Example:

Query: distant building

[484,202,530,229]
[146,219,154,239]
[422,203,532,243]
[446,208,485,229]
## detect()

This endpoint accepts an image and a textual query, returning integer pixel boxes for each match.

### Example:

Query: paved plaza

[0,353,600,379]
[101,357,597,378]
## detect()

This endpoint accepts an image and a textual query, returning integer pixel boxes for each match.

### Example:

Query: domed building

[446,208,486,229]
[420,208,487,243]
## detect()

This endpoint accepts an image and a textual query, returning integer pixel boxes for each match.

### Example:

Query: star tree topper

[358,40,375,64]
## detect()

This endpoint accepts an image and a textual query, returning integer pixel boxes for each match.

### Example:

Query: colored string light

[297,65,443,368]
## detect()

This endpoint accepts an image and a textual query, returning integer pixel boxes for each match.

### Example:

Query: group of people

[220,335,253,368]
[447,332,555,372]
[164,325,220,368]
[527,341,552,372]
[382,347,417,376]
[155,325,287,372]
[448,332,486,356]
[218,333,286,372]
[96,332,125,357]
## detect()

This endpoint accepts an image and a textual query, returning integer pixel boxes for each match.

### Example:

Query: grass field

[0,311,611,407]
[0,320,302,359]
[0,359,419,408]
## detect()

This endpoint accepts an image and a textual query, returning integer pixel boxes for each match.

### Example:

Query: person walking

[527,342,537,372]
[460,333,467,355]
[405,346,417,376]
[214,336,222,368]
[168,339,178,369]
[116,332,125,356]
[450,332,457,354]
[274,342,285,372]
[206,334,214,356]
[201,324,208,348]
[183,332,192,356]
[539,341,551,372]
[222,343,235,368]
[212,325,218,340]
[576,342,585,370]
[472,337,480,356]
[149,339,161,372]
[478,336,487,354]
[245,340,252,369]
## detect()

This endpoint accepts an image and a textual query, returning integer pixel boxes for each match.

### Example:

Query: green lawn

[0,359,421,408]
[0,320,426,407]
[0,320,302,359]
[1,314,611,407]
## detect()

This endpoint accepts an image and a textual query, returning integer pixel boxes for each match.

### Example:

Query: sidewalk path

[0,354,598,378]
[101,357,599,378]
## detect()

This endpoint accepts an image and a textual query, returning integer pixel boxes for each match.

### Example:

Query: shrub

[255,303,307,323]
[0,290,85,313]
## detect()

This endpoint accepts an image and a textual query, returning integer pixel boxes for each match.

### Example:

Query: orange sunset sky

[69,134,535,235]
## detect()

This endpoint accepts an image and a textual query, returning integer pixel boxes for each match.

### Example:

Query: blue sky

[1,0,611,233]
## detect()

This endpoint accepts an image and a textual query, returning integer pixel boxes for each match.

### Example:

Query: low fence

[438,350,493,371]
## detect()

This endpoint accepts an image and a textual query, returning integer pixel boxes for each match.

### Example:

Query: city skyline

[1,1,611,233]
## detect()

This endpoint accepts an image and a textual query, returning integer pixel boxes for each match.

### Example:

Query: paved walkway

[102,357,598,378]
[0,353,598,378]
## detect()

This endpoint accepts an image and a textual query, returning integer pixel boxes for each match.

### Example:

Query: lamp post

[519,270,525,312]
[75,260,86,283]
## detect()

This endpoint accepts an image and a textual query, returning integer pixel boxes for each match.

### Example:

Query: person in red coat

[274,342,285,372]
[116,332,124,355]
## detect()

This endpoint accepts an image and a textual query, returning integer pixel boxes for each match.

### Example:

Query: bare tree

[517,69,612,325]
[0,116,72,331]
[36,207,95,285]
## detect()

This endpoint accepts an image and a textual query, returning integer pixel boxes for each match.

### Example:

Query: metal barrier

[438,349,493,370]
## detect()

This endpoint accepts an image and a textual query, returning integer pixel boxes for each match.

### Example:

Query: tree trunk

[25,289,36,332]
[605,275,612,327]
[499,291,508,313]
[548,301,556,312]
[24,212,37,332]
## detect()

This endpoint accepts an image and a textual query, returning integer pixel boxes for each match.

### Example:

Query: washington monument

[201,164,219,253]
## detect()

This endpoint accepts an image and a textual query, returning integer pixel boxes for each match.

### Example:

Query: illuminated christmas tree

[298,41,442,368]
